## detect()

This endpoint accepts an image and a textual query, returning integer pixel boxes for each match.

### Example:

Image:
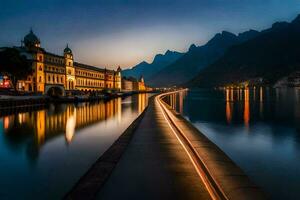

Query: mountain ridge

[148,29,260,87]
[189,14,300,88]
[122,50,184,81]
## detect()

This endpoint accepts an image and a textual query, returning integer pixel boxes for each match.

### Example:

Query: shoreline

[65,90,265,200]
[158,90,266,199]
[64,96,152,200]
[0,91,153,111]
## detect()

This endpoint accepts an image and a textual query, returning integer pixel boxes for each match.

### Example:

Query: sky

[1,0,300,69]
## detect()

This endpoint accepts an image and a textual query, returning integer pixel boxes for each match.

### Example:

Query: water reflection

[225,89,232,124]
[1,95,151,150]
[2,99,124,149]
[163,90,187,114]
[164,88,300,200]
[0,93,151,200]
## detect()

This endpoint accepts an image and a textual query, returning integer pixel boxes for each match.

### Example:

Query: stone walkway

[97,97,211,200]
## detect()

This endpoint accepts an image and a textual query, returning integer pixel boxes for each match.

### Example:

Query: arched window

[39,76,42,83]
[56,76,59,83]
[48,75,50,82]
[53,76,55,82]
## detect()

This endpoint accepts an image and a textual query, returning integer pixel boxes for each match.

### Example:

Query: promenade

[97,93,211,200]
[67,91,265,200]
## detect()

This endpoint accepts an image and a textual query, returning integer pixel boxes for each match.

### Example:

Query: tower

[64,44,75,90]
[139,75,144,83]
[23,28,41,49]
[115,66,122,91]
[23,29,44,92]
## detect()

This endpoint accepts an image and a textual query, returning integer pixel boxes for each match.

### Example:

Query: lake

[167,88,300,200]
[0,93,150,200]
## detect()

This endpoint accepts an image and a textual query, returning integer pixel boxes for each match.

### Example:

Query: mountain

[189,14,300,88]
[148,30,260,87]
[122,50,184,81]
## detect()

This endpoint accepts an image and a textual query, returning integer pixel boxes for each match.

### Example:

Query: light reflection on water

[165,88,300,200]
[0,93,150,200]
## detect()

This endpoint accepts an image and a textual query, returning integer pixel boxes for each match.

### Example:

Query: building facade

[5,30,121,95]
[122,76,147,92]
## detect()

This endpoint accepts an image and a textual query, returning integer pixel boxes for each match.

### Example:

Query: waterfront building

[121,76,148,92]
[0,29,122,95]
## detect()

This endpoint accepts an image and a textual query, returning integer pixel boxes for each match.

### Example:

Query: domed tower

[23,29,41,49]
[23,29,44,93]
[64,44,75,90]
[64,44,73,56]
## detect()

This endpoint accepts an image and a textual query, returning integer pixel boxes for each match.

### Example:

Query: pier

[67,90,266,200]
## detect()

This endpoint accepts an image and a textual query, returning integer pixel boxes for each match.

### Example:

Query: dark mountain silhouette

[148,30,259,87]
[122,50,184,81]
[189,14,300,87]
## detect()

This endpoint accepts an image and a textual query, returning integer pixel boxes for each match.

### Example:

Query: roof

[64,44,72,54]
[44,51,64,59]
[24,29,40,46]
[74,62,110,73]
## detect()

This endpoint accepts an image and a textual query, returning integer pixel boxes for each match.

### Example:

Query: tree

[0,48,32,91]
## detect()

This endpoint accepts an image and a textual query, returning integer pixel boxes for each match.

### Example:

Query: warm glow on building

[3,30,122,95]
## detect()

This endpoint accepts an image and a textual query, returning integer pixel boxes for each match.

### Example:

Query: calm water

[167,88,300,200]
[0,93,150,200]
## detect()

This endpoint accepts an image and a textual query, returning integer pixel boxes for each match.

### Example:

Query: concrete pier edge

[64,96,152,200]
[158,90,266,200]
[64,90,267,200]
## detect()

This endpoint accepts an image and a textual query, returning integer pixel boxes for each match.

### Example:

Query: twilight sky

[1,0,300,69]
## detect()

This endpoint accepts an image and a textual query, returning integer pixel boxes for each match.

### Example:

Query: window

[39,76,42,83]
[52,76,55,82]
[61,77,63,83]
[48,76,50,82]
[39,56,42,62]
[39,65,42,71]
[57,76,59,83]
[69,62,71,66]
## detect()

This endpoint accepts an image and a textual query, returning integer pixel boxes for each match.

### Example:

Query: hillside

[148,30,260,87]
[189,14,300,88]
[122,50,183,81]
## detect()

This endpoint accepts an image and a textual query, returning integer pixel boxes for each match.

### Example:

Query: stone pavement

[97,96,211,200]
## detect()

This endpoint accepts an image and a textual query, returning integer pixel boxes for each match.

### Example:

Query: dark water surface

[167,88,300,200]
[0,93,150,200]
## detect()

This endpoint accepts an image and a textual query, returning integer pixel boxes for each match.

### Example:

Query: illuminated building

[0,75,10,88]
[1,29,122,95]
[136,76,146,91]
[121,75,147,92]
